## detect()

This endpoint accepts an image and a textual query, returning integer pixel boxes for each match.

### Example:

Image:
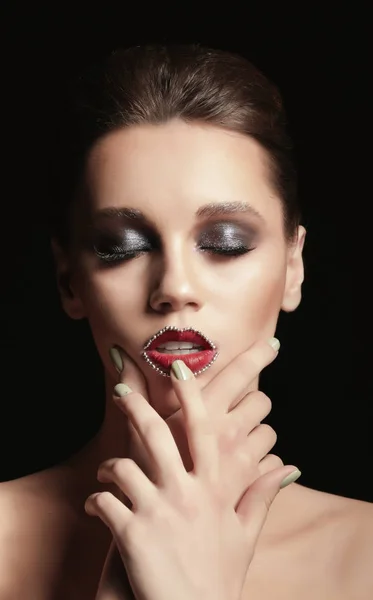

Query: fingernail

[268,337,280,352]
[280,468,301,489]
[109,346,123,373]
[114,383,132,397]
[171,360,193,381]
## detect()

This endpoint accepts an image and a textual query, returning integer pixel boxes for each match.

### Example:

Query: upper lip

[143,326,217,352]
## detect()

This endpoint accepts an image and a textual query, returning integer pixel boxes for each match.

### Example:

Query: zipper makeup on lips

[141,326,219,377]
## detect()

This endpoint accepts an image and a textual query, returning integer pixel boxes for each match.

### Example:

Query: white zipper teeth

[143,326,216,351]
[157,342,202,350]
[157,348,202,355]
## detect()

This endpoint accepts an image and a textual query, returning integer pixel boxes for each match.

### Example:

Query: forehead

[84,120,283,229]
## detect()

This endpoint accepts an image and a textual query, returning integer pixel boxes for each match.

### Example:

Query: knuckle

[218,423,239,452]
[258,391,272,413]
[109,460,122,479]
[268,428,278,448]
[251,390,272,415]
[111,458,135,479]
[236,446,256,470]
[259,423,277,446]
[261,422,276,436]
[173,486,201,518]
[143,418,167,440]
[94,491,113,510]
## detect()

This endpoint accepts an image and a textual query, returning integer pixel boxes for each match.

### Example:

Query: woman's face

[62,120,305,417]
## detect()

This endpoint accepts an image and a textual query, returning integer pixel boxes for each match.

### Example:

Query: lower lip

[145,349,217,374]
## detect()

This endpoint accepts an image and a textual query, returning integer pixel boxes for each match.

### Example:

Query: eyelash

[200,245,252,256]
[94,244,254,265]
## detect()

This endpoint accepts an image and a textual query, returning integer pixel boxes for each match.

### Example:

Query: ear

[281,225,306,313]
[51,239,86,320]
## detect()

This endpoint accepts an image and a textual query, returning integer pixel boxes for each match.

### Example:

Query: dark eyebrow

[93,207,145,221]
[196,201,264,222]
[92,201,265,223]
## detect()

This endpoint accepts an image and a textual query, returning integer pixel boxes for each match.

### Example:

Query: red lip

[142,327,218,377]
[146,329,212,351]
[145,348,216,374]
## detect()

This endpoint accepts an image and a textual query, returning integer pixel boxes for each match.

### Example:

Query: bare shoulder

[332,492,373,596]
[0,477,39,597]
[298,485,373,598]
[0,480,17,598]
[0,469,112,599]
[0,471,77,599]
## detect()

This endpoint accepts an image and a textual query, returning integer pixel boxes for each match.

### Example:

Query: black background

[1,3,372,501]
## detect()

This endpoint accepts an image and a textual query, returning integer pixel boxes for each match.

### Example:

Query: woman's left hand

[85,360,298,600]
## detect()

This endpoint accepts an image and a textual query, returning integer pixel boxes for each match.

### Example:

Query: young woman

[1,44,372,599]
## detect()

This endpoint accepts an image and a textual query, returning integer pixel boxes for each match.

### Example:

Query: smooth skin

[92,339,289,600]
[86,342,300,600]
[52,121,372,600]
[110,339,283,485]
[1,121,372,599]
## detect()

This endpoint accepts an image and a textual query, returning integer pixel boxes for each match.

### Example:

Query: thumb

[109,345,148,399]
[237,466,301,546]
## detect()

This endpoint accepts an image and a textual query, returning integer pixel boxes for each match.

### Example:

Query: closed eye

[199,244,254,256]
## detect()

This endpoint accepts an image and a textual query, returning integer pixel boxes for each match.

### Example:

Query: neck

[89,372,129,462]
[56,373,129,504]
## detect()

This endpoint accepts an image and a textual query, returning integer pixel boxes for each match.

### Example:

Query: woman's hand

[115,339,285,503]
[93,340,283,600]
[86,346,301,600]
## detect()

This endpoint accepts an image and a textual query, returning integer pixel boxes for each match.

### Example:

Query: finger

[231,454,284,510]
[170,360,219,481]
[257,453,284,476]
[227,390,272,439]
[114,386,187,485]
[237,466,301,544]
[109,345,149,398]
[245,423,277,463]
[97,457,157,511]
[227,425,277,481]
[204,338,280,414]
[85,491,132,533]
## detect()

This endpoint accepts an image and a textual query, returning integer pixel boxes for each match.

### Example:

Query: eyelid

[91,220,257,254]
[199,219,257,231]
[198,221,256,241]
[91,227,155,246]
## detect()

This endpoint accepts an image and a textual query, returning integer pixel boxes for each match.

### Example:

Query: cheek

[75,267,144,346]
[217,252,287,337]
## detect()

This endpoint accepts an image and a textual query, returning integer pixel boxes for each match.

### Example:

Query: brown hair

[49,44,301,246]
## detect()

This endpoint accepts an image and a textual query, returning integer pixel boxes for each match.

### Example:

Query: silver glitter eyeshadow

[141,325,219,377]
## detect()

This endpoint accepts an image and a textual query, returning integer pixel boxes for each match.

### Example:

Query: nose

[148,249,204,314]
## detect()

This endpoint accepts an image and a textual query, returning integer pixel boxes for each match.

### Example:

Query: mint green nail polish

[114,383,132,397]
[280,469,301,489]
[109,347,123,372]
[268,337,280,352]
[171,360,193,381]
